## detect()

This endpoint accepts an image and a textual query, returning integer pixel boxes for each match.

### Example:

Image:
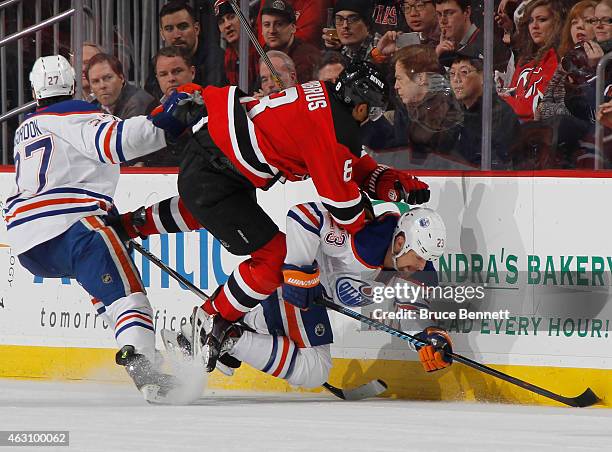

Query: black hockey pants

[177,128,279,256]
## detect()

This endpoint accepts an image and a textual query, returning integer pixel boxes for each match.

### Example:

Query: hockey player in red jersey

[140,61,431,370]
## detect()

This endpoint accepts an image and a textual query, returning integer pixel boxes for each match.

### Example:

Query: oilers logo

[335,277,375,307]
[419,218,430,228]
[314,323,326,337]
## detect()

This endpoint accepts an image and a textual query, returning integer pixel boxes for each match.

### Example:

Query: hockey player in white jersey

[4,55,177,403]
[118,198,454,388]
[190,203,454,387]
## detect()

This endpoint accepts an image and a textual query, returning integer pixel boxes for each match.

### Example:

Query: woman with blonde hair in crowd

[502,0,563,121]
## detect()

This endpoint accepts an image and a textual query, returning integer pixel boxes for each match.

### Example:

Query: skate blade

[140,384,168,405]
[191,306,212,358]
[161,328,191,359]
[202,343,218,373]
[140,383,202,406]
[161,329,180,351]
[216,361,235,377]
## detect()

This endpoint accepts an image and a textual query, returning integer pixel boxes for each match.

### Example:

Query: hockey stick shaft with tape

[131,240,208,302]
[315,295,600,408]
[130,240,385,400]
[227,0,285,90]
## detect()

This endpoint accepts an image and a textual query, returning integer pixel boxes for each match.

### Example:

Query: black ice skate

[160,306,242,376]
[197,308,244,373]
[116,345,177,404]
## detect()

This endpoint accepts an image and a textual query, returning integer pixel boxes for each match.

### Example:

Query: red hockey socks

[202,232,286,321]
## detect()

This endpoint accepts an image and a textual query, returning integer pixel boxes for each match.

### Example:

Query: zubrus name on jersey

[301,81,328,111]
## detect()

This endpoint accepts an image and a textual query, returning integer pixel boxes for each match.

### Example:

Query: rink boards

[1,170,611,407]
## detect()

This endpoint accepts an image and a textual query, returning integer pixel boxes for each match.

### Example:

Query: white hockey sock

[231,332,332,388]
[105,292,156,359]
[231,331,297,380]
[90,298,112,326]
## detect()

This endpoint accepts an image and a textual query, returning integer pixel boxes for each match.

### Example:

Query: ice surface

[0,379,611,452]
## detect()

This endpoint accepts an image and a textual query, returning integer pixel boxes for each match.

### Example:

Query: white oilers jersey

[4,100,166,254]
[285,202,435,341]
[285,202,393,306]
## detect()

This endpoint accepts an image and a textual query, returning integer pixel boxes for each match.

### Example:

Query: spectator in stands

[315,51,346,82]
[596,98,612,127]
[81,42,103,102]
[502,0,562,122]
[87,53,155,119]
[536,1,599,121]
[564,0,612,123]
[435,0,511,71]
[215,0,258,90]
[145,1,226,100]
[449,50,518,167]
[383,45,461,154]
[498,0,532,29]
[434,0,480,59]
[261,0,321,83]
[322,0,378,65]
[403,0,441,46]
[594,0,612,42]
[257,0,332,48]
[155,46,196,100]
[255,50,298,97]
[127,47,195,168]
[372,0,410,35]
[554,0,612,167]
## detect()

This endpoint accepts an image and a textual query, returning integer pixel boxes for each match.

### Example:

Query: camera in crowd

[561,39,612,86]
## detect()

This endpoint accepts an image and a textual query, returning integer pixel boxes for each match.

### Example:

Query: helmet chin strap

[391,232,408,271]
[392,249,407,271]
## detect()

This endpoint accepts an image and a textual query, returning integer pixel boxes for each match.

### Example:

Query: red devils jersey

[202,81,367,234]
[504,48,559,121]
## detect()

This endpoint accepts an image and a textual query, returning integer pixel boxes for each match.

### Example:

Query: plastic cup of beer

[326,28,338,40]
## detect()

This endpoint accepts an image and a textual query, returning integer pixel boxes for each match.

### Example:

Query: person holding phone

[372,30,425,64]
[403,0,441,46]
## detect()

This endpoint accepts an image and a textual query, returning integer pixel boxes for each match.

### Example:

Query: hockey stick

[227,0,285,90]
[315,295,601,408]
[322,380,387,401]
[131,240,207,302]
[130,240,386,400]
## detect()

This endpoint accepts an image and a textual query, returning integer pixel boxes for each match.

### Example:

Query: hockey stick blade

[323,380,388,401]
[563,388,600,408]
[316,296,601,408]
[449,352,602,408]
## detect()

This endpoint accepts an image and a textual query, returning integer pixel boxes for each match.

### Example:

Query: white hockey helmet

[30,55,76,101]
[391,207,446,268]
